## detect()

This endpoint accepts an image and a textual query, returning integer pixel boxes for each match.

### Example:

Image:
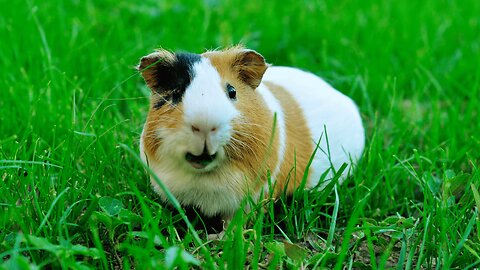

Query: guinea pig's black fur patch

[152,53,201,108]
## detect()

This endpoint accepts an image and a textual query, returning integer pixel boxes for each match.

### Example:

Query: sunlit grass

[1,0,479,268]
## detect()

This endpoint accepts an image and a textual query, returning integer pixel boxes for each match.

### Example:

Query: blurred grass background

[1,0,479,268]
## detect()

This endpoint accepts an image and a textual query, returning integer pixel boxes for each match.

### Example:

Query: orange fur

[264,81,314,196]
[142,101,184,159]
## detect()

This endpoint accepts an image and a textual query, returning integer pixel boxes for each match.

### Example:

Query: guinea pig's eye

[226,83,236,100]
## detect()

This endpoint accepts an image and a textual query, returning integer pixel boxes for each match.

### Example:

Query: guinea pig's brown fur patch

[142,100,184,159]
[204,48,280,195]
[264,81,314,196]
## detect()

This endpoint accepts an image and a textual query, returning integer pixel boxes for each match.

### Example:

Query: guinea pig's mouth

[185,151,217,170]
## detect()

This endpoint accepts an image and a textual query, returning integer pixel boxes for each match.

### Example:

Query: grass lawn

[1,0,479,269]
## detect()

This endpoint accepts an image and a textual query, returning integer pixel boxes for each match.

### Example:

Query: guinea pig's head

[139,47,268,174]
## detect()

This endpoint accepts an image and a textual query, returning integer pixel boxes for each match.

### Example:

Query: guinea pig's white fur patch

[262,67,365,188]
[255,84,286,189]
[182,58,240,157]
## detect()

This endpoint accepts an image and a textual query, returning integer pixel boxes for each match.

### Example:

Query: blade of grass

[119,143,214,267]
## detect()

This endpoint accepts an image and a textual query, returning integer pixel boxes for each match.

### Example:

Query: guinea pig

[138,46,364,223]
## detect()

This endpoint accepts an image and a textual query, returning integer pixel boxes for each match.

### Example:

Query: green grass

[1,0,479,268]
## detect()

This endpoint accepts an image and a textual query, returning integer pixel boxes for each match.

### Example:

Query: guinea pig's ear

[232,50,268,89]
[137,50,176,92]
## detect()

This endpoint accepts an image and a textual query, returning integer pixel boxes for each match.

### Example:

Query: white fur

[255,84,286,191]
[182,58,240,156]
[262,66,365,188]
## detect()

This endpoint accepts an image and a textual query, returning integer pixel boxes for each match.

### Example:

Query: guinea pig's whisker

[227,140,248,154]
[235,117,266,126]
[152,92,185,114]
[145,115,179,121]
[230,141,264,156]
[143,118,182,126]
[235,121,265,129]
[141,131,170,139]
[141,135,161,140]
[224,144,245,160]
[141,130,164,137]
[227,137,261,161]
[143,121,176,127]
[232,131,267,148]
[229,137,257,152]
[142,142,163,153]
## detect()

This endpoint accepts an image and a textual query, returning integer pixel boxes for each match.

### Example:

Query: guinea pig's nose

[191,124,218,134]
[191,125,200,133]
